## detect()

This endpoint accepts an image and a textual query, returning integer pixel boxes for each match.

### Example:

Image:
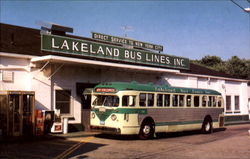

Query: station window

[235,96,240,110]
[148,94,154,107]
[226,96,231,111]
[179,95,184,107]
[157,94,163,107]
[139,93,146,107]
[122,96,136,107]
[164,94,170,107]
[194,96,200,107]
[172,95,178,107]
[186,95,191,107]
[202,96,207,107]
[55,90,71,114]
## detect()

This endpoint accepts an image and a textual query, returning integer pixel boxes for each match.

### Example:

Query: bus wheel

[202,118,213,134]
[139,121,154,140]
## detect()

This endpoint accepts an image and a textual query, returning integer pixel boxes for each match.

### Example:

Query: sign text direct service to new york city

[41,34,190,70]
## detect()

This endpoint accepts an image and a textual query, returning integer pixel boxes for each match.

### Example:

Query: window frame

[147,93,155,107]
[139,93,147,107]
[234,95,240,111]
[226,95,231,112]
[194,96,200,107]
[186,95,192,107]
[179,95,185,107]
[202,96,207,107]
[164,94,170,107]
[157,94,163,107]
[55,89,72,115]
[172,94,178,107]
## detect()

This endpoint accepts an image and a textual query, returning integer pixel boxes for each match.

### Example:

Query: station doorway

[0,91,35,137]
[76,83,97,131]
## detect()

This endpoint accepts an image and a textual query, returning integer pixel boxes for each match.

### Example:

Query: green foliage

[193,55,250,80]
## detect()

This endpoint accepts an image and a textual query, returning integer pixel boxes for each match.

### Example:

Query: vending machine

[51,109,63,133]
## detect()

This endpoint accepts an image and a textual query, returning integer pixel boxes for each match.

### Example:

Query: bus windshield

[93,95,119,107]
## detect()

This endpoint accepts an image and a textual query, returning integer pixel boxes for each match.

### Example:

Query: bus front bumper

[90,126,121,134]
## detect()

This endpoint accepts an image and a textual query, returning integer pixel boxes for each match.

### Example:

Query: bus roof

[94,81,221,95]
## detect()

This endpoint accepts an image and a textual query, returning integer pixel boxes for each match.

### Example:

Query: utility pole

[230,0,250,13]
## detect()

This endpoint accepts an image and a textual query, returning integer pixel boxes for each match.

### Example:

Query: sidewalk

[0,131,99,143]
[50,131,100,139]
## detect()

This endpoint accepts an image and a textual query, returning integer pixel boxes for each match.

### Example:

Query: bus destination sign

[41,34,189,70]
[92,32,163,52]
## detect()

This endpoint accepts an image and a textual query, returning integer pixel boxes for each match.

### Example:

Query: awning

[31,55,180,74]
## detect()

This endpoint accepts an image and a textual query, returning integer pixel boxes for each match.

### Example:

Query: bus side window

[164,94,170,107]
[122,96,135,107]
[194,96,200,107]
[218,97,222,107]
[148,93,154,107]
[172,95,178,107]
[212,96,216,107]
[139,93,146,107]
[208,96,212,107]
[179,95,184,107]
[122,96,129,107]
[157,94,163,107]
[202,96,207,107]
[131,96,136,107]
[186,95,191,107]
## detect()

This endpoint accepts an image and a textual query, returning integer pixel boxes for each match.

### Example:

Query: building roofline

[177,72,249,83]
[0,52,37,59]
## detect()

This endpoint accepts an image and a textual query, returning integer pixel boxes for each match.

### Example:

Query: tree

[225,56,249,79]
[193,55,250,80]
[200,56,223,67]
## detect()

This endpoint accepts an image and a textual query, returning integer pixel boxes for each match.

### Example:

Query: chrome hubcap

[143,125,151,135]
[205,123,210,132]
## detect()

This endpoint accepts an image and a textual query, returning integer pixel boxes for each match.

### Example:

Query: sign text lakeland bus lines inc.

[92,32,164,52]
[41,34,190,70]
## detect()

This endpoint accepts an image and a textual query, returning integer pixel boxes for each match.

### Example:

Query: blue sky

[1,0,249,60]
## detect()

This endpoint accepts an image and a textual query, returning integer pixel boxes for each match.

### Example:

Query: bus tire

[201,117,213,134]
[139,120,155,140]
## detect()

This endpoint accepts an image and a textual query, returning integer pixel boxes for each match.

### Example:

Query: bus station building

[0,23,249,133]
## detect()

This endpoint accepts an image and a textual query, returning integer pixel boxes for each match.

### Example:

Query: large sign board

[92,32,164,52]
[41,34,189,70]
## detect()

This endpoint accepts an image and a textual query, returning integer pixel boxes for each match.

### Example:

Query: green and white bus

[89,81,224,139]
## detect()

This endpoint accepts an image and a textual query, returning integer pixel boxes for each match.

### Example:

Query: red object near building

[35,110,44,135]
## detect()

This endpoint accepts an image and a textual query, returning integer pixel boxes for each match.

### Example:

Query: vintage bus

[89,81,224,139]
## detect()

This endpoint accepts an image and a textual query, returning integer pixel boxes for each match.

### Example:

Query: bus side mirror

[128,96,134,106]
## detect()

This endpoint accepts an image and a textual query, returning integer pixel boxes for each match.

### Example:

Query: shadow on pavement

[0,134,101,159]
[95,134,139,140]
[94,127,227,141]
[66,142,107,159]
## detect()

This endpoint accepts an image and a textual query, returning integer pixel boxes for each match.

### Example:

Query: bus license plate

[100,121,105,125]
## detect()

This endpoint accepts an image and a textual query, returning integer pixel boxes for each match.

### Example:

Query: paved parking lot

[1,124,250,159]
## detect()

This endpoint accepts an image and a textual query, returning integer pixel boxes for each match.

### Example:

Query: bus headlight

[111,114,117,121]
[91,112,95,119]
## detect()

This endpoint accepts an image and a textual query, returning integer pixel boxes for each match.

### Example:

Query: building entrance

[0,91,35,137]
[76,83,97,131]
